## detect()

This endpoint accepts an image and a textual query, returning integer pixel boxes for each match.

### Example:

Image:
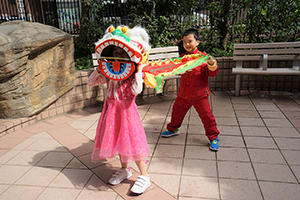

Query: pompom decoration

[108,26,115,33]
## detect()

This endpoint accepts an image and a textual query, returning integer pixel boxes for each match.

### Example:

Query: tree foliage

[75,0,300,70]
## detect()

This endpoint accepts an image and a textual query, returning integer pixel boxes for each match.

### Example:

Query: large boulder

[0,21,75,118]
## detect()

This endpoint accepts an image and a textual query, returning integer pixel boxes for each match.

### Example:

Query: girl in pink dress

[87,46,150,194]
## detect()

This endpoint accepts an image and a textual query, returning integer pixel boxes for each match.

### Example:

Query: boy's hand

[207,56,214,65]
[138,63,147,73]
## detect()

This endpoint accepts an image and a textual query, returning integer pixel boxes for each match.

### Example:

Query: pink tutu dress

[88,68,149,163]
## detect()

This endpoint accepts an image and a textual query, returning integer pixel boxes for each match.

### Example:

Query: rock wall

[0,21,75,118]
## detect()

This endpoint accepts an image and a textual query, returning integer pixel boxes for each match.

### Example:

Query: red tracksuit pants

[167,95,219,141]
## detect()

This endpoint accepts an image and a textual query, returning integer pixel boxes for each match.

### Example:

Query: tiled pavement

[0,91,300,200]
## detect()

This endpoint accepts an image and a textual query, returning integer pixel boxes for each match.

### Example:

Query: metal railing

[0,0,81,34]
[0,0,214,34]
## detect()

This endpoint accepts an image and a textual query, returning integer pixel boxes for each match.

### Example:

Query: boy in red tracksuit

[161,28,220,151]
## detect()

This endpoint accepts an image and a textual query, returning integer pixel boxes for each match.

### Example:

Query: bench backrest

[148,46,179,61]
[233,42,300,69]
[92,46,179,67]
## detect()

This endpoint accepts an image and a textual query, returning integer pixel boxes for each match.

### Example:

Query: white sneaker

[131,175,151,194]
[108,168,132,185]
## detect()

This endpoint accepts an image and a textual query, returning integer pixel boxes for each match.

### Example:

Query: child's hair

[183,28,200,41]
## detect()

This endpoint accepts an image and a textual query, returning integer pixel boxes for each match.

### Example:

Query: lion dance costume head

[95,25,151,81]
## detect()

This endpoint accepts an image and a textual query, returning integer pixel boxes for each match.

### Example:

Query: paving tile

[274,138,300,150]
[217,125,241,136]
[231,96,252,104]
[66,157,88,169]
[186,134,209,146]
[0,137,26,149]
[248,149,286,164]
[182,159,217,177]
[66,110,95,119]
[25,138,61,151]
[233,104,256,111]
[77,153,109,169]
[0,165,31,184]
[0,149,8,158]
[45,115,74,126]
[259,181,300,200]
[149,174,180,196]
[281,150,300,165]
[46,124,80,139]
[36,187,81,200]
[219,179,263,200]
[76,189,118,200]
[166,115,189,125]
[253,163,297,183]
[187,124,205,134]
[290,165,300,182]
[244,136,277,149]
[22,122,55,134]
[240,126,270,137]
[148,158,182,175]
[217,147,250,162]
[289,118,300,128]
[268,127,300,138]
[219,135,246,148]
[84,174,112,191]
[153,144,184,158]
[179,176,219,199]
[146,132,160,144]
[6,150,48,166]
[158,132,187,145]
[184,146,216,160]
[283,111,300,119]
[259,110,286,118]
[215,117,238,126]
[36,151,74,168]
[143,123,165,133]
[213,109,236,117]
[132,186,176,200]
[0,149,21,165]
[238,118,265,126]
[189,116,204,125]
[218,161,256,179]
[255,104,279,111]
[12,138,38,150]
[142,115,167,125]
[0,185,44,200]
[15,166,62,186]
[78,113,101,122]
[235,110,260,118]
[0,184,9,195]
[66,140,94,157]
[83,129,96,140]
[68,120,95,131]
[264,118,294,128]
[2,130,36,139]
[49,168,93,189]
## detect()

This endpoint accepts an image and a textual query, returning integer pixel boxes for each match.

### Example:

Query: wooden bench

[92,46,180,99]
[232,42,300,96]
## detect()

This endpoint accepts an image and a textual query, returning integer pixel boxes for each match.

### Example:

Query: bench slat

[93,59,98,66]
[234,42,300,49]
[92,53,97,59]
[148,52,179,61]
[232,67,300,75]
[234,48,300,56]
[233,54,300,61]
[149,46,178,54]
